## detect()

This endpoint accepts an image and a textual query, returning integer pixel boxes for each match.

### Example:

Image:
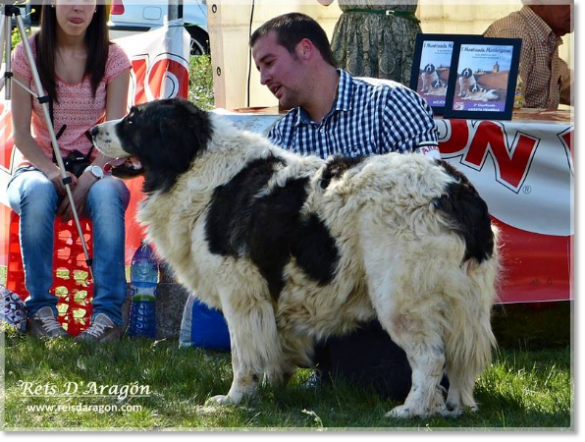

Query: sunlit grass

[1,334,572,430]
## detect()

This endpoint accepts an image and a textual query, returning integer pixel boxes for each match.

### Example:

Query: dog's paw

[206,394,233,406]
[386,405,415,419]
[440,403,463,418]
[387,404,443,419]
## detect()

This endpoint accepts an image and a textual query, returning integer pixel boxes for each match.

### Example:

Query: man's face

[252,31,306,109]
[536,5,573,37]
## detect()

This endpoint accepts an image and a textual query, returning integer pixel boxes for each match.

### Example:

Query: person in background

[317,0,421,85]
[250,12,439,398]
[483,0,573,109]
[8,0,131,343]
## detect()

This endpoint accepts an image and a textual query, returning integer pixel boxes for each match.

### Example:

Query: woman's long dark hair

[35,2,110,103]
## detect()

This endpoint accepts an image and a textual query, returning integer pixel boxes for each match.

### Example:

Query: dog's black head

[424,64,436,74]
[92,98,213,194]
[461,68,473,78]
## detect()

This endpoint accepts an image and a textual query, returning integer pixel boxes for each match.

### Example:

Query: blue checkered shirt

[268,70,438,159]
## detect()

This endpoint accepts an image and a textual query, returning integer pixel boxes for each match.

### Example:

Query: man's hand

[57,172,97,222]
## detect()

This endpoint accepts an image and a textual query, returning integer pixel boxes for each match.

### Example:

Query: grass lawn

[0,328,572,431]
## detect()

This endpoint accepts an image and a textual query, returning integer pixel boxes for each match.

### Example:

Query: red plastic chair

[6,211,94,336]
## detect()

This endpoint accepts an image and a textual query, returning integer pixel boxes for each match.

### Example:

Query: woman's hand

[57,172,96,222]
[47,168,77,196]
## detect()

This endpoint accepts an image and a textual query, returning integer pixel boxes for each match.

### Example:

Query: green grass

[0,330,572,430]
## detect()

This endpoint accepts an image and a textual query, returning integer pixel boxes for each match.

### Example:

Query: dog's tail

[432,160,500,410]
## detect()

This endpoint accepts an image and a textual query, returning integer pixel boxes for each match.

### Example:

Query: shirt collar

[519,5,563,49]
[293,69,354,126]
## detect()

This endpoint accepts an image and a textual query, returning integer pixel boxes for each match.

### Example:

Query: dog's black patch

[206,155,285,258]
[115,98,213,193]
[433,160,494,263]
[321,156,364,189]
[206,156,339,299]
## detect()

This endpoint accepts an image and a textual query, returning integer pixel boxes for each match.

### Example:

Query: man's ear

[296,38,314,61]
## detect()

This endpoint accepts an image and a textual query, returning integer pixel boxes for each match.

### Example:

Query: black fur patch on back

[433,160,494,264]
[205,157,340,299]
[321,156,365,189]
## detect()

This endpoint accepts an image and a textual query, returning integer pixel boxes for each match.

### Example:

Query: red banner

[436,112,573,303]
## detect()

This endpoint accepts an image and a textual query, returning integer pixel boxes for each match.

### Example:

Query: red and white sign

[436,112,574,304]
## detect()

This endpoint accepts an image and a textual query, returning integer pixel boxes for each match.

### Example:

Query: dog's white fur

[464,88,500,102]
[458,68,477,97]
[421,64,440,94]
[93,111,499,419]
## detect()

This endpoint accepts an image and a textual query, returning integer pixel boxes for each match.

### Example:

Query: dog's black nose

[90,126,99,138]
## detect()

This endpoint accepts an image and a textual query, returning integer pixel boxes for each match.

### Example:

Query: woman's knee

[8,172,58,216]
[87,178,130,214]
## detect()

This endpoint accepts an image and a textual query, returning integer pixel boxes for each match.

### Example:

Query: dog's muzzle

[91,119,130,159]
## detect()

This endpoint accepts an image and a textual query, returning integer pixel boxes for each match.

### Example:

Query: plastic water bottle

[127,241,159,338]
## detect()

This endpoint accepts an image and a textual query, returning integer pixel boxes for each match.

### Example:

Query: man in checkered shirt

[250,13,443,398]
[250,12,440,160]
[484,1,573,109]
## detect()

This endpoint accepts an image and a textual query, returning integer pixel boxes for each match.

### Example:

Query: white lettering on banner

[437,119,573,237]
[126,54,189,106]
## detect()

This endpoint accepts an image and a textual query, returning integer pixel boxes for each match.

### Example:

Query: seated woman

[8,0,131,343]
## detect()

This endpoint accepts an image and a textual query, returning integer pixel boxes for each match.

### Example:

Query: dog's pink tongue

[106,158,128,167]
[104,158,142,173]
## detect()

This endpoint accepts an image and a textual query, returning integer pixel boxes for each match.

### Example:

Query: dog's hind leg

[207,290,283,406]
[442,261,499,417]
[364,254,448,418]
[380,307,447,419]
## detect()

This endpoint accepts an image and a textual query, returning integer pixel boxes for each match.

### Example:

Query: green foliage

[188,55,214,111]
[1,335,573,430]
[11,26,32,48]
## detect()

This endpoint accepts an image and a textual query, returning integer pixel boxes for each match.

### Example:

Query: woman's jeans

[7,167,130,327]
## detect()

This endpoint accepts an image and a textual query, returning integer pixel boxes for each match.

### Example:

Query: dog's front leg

[208,344,260,405]
[207,295,282,406]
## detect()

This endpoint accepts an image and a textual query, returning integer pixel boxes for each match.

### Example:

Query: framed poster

[410,34,455,115]
[444,36,521,120]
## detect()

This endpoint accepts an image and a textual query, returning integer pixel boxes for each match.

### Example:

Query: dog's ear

[157,104,213,172]
[159,117,195,171]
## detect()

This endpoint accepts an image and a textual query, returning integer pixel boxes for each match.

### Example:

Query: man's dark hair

[250,13,336,68]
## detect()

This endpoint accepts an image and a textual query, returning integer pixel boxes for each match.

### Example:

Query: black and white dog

[421,63,440,93]
[91,98,499,419]
[458,68,477,97]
